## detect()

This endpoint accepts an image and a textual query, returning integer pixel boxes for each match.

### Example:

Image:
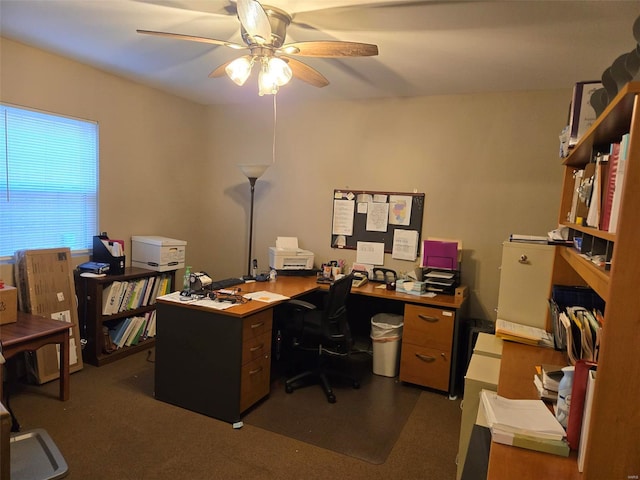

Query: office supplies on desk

[351,271,368,287]
[371,267,397,283]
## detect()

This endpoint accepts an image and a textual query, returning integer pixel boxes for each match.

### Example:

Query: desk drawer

[399,342,451,392]
[240,353,271,413]
[242,310,272,341]
[403,304,454,350]
[242,331,271,365]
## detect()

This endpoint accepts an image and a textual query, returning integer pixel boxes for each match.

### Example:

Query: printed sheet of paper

[388,195,412,226]
[356,241,385,265]
[332,199,355,236]
[366,201,389,232]
[392,229,419,261]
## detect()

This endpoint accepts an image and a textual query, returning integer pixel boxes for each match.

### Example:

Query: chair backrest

[322,273,354,350]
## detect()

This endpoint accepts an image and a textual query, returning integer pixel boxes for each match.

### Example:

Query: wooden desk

[155,276,468,423]
[487,342,581,480]
[0,312,70,402]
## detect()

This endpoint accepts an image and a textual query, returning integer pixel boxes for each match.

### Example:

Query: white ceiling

[1,0,639,105]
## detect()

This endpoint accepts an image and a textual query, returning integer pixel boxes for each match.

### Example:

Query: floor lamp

[239,164,269,279]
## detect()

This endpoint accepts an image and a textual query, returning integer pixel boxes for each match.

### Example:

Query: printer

[268,237,315,270]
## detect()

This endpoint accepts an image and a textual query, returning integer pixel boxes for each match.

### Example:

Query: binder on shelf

[566,360,597,450]
[92,234,125,275]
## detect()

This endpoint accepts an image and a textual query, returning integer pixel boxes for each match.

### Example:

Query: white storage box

[131,236,186,272]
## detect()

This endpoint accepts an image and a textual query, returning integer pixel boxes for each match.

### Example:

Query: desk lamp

[239,164,269,279]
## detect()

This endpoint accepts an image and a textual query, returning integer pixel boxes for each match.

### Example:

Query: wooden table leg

[60,330,70,401]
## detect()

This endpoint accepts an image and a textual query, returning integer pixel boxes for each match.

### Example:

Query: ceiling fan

[137,0,379,95]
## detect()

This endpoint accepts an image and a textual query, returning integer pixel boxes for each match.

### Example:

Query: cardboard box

[0,285,18,325]
[131,236,187,272]
[14,248,83,384]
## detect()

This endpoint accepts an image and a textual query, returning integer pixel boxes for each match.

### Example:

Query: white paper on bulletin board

[392,229,419,261]
[332,199,355,236]
[356,241,385,265]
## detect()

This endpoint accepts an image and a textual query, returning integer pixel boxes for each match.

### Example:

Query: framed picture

[569,81,602,147]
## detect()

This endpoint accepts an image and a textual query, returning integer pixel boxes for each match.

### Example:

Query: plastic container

[371,313,404,377]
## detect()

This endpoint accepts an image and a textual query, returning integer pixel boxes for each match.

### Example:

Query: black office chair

[282,273,360,403]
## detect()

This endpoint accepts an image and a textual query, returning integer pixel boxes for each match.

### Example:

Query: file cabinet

[496,241,554,329]
[456,353,501,480]
[399,304,456,393]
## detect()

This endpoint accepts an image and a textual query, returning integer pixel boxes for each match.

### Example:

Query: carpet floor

[5,348,463,479]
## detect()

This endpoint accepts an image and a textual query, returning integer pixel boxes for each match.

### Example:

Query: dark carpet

[6,348,463,479]
[243,352,421,465]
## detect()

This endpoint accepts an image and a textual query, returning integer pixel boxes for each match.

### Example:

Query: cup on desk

[331,266,341,278]
[323,265,332,278]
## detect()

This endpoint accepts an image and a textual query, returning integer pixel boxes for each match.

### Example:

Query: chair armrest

[286,299,317,311]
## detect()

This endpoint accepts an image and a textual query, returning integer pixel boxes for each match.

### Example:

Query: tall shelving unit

[552,82,640,478]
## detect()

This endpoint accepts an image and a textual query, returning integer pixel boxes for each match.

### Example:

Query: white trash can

[371,313,404,377]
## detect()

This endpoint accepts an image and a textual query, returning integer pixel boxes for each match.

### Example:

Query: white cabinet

[456,353,501,480]
[496,241,555,329]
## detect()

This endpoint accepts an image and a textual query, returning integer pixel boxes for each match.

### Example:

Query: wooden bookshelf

[489,83,640,479]
[76,267,175,366]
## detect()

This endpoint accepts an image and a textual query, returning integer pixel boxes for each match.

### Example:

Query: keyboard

[210,277,245,290]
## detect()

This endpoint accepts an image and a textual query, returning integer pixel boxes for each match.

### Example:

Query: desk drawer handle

[415,353,436,363]
[418,314,438,323]
[249,366,263,375]
[250,322,265,329]
[249,343,264,353]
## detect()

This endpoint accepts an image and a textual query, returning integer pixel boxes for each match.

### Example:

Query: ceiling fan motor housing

[240,5,291,48]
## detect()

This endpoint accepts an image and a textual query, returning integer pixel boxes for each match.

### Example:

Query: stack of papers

[495,318,554,348]
[481,390,569,457]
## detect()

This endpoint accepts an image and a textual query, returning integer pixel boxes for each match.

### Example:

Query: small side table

[0,312,71,402]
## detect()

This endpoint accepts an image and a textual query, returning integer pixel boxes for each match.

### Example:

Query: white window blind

[0,104,98,259]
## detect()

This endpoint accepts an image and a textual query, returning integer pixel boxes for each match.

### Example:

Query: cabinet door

[497,241,555,329]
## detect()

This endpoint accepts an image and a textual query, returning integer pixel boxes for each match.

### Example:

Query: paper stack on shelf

[481,389,569,457]
[495,318,554,348]
[533,364,565,402]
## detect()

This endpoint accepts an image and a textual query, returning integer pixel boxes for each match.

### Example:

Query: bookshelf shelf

[76,267,175,366]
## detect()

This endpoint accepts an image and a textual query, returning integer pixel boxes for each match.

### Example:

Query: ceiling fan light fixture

[258,57,279,96]
[268,57,292,86]
[226,56,254,86]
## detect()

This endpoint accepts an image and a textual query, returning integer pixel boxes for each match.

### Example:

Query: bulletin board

[330,189,425,255]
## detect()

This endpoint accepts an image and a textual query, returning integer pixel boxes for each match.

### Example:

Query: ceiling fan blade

[136,29,246,50]
[280,41,378,58]
[236,0,271,43]
[283,57,329,88]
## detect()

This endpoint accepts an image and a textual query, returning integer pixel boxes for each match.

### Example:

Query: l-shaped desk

[155,276,468,424]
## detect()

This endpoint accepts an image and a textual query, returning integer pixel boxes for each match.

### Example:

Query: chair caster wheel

[285,385,293,394]
[353,381,360,389]
[328,394,336,403]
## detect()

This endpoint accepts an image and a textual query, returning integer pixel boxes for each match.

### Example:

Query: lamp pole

[246,176,257,278]
[238,164,269,280]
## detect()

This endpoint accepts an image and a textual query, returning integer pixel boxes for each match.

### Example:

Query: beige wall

[1,36,569,321]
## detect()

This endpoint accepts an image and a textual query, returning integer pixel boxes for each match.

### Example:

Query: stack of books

[533,364,564,402]
[481,389,570,457]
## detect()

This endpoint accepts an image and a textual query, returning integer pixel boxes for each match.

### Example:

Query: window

[0,104,98,260]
